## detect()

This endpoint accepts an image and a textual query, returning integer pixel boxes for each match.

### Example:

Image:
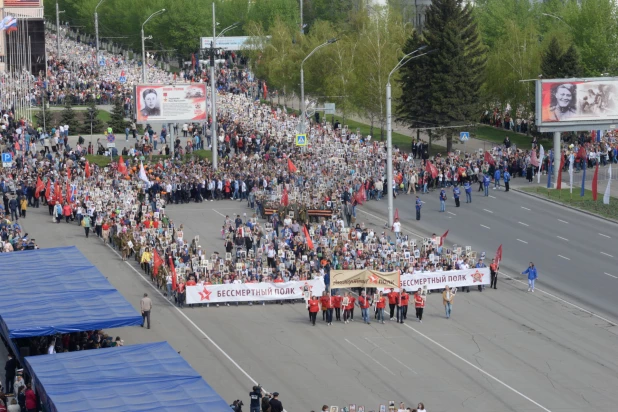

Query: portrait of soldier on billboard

[140,88,161,117]
[547,83,577,121]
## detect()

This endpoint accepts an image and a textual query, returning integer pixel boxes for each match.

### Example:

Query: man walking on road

[490,258,499,289]
[442,286,454,319]
[522,262,538,292]
[439,189,447,212]
[464,181,472,203]
[415,196,422,220]
[140,293,152,329]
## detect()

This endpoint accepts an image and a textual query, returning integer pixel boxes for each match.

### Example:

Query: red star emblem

[198,287,212,301]
[367,274,379,284]
[471,270,483,283]
[298,282,313,293]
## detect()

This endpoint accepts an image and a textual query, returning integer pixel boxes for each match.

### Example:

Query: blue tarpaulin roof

[0,246,142,339]
[25,342,231,412]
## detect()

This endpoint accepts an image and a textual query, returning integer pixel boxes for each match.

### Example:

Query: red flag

[354,188,364,205]
[288,158,297,173]
[556,152,566,190]
[67,167,71,182]
[281,187,289,206]
[440,230,449,246]
[303,225,314,250]
[263,82,268,100]
[496,244,503,265]
[85,161,91,178]
[394,208,399,220]
[592,161,599,201]
[153,249,163,275]
[484,151,495,166]
[66,182,71,204]
[35,177,44,199]
[118,155,128,175]
[54,181,62,202]
[169,257,178,291]
[425,161,438,179]
[46,179,51,200]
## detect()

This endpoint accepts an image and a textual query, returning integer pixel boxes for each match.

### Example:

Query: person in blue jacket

[415,196,422,220]
[494,168,501,189]
[439,189,447,212]
[483,174,490,197]
[503,169,511,192]
[464,181,472,203]
[522,262,538,292]
[453,185,461,207]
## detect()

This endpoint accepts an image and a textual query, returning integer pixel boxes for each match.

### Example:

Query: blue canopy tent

[0,246,142,357]
[24,342,231,412]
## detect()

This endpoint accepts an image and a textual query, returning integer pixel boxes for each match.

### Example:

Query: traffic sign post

[107,134,116,143]
[295,134,307,147]
[119,76,127,84]
[459,132,470,142]
[1,153,12,168]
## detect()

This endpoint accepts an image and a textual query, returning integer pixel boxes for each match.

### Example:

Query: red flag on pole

[287,158,297,173]
[592,161,599,200]
[85,161,91,178]
[46,179,51,201]
[484,151,496,166]
[394,208,399,220]
[281,187,289,206]
[153,249,163,275]
[54,182,62,202]
[303,225,314,250]
[425,161,438,179]
[169,257,178,291]
[118,155,128,175]
[496,244,503,265]
[67,167,71,182]
[66,182,71,204]
[556,152,565,190]
[440,230,449,246]
[354,188,364,205]
[35,177,44,199]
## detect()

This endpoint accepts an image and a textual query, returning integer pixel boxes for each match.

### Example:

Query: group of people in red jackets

[307,288,426,326]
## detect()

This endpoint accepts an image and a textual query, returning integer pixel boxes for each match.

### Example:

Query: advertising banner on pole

[536,78,618,128]
[186,278,326,304]
[134,84,207,123]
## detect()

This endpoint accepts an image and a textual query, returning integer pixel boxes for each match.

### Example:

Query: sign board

[134,84,207,123]
[324,103,336,115]
[1,153,12,168]
[99,58,105,67]
[295,134,307,146]
[106,134,115,143]
[107,142,116,148]
[119,76,127,84]
[200,36,271,51]
[459,132,469,142]
[535,78,618,129]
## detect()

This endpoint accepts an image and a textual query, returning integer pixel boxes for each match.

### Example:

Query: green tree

[560,44,583,78]
[540,37,564,78]
[34,108,54,132]
[108,99,128,133]
[80,101,104,135]
[397,0,487,152]
[60,99,81,135]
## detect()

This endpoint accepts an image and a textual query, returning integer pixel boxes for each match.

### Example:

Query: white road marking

[558,255,570,260]
[401,323,553,412]
[599,233,611,238]
[557,219,569,224]
[518,222,529,227]
[211,209,227,217]
[605,273,618,279]
[345,339,395,376]
[480,224,491,229]
[517,239,528,244]
[498,270,616,326]
[364,338,418,374]
[489,195,496,199]
[556,236,569,242]
[447,211,456,216]
[521,206,531,211]
[600,252,614,258]
[482,209,493,214]
[104,243,287,410]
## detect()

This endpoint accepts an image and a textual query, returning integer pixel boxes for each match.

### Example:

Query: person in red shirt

[414,288,425,323]
[400,289,410,321]
[333,293,342,321]
[320,292,333,325]
[62,202,72,223]
[397,289,408,324]
[388,289,398,320]
[375,291,386,324]
[25,383,36,411]
[347,294,356,322]
[342,292,352,324]
[357,290,372,324]
[308,295,320,326]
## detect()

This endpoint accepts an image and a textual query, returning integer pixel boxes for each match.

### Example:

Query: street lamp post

[55,2,65,59]
[386,46,431,227]
[300,38,338,134]
[94,0,106,62]
[141,9,166,83]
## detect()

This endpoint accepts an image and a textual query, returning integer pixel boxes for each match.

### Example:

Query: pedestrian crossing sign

[460,132,470,142]
[119,76,127,83]
[295,134,307,146]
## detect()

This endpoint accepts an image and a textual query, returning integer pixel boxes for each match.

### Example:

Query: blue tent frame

[0,246,142,344]
[24,342,231,412]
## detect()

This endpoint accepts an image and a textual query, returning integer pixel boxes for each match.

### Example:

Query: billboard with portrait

[134,84,207,123]
[536,78,618,127]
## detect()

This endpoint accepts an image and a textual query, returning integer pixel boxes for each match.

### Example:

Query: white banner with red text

[186,278,326,304]
[398,268,490,291]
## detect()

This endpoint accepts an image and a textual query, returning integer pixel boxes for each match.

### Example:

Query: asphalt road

[360,179,618,320]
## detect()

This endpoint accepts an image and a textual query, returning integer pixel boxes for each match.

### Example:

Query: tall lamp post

[141,9,166,83]
[386,46,432,227]
[55,2,65,58]
[300,38,338,134]
[94,0,106,62]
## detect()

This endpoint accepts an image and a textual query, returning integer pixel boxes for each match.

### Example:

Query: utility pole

[300,0,303,34]
[211,1,217,169]
[56,2,64,59]
[94,0,106,62]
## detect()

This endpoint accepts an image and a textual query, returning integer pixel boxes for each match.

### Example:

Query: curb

[512,188,618,224]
